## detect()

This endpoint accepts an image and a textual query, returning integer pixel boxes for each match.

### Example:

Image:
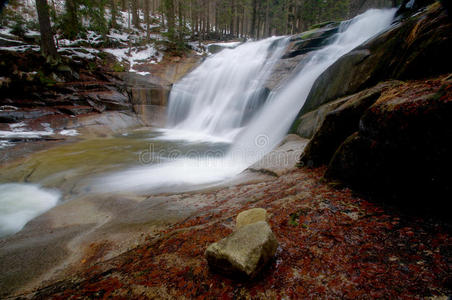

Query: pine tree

[35,0,58,63]
[110,0,118,29]
[131,0,140,28]
[164,0,176,41]
[62,0,80,39]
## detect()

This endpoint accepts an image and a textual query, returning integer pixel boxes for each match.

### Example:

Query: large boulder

[294,96,348,138]
[205,221,278,279]
[282,24,339,59]
[264,23,339,92]
[249,134,308,176]
[118,73,170,127]
[297,2,452,117]
[299,81,401,166]
[325,75,452,214]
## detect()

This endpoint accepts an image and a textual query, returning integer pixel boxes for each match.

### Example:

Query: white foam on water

[59,129,79,136]
[0,183,60,237]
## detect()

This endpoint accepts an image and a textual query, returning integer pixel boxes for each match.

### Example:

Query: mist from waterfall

[99,8,396,193]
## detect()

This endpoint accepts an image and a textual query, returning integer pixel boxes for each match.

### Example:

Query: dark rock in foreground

[325,75,452,214]
[299,81,401,166]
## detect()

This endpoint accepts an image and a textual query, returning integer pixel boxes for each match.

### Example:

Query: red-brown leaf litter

[34,167,451,299]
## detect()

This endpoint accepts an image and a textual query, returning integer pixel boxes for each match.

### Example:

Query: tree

[35,0,58,63]
[250,0,257,38]
[144,0,151,41]
[110,0,118,29]
[131,0,140,28]
[164,0,176,41]
[62,0,80,39]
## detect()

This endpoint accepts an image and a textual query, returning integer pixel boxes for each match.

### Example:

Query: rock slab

[205,221,278,278]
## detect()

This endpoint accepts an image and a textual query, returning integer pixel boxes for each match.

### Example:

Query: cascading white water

[162,36,288,142]
[99,8,396,193]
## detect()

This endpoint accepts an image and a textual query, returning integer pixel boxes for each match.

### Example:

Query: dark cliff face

[324,76,452,216]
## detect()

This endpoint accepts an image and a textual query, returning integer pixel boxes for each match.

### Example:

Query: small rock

[57,64,73,74]
[236,208,267,229]
[205,221,278,278]
[0,76,11,88]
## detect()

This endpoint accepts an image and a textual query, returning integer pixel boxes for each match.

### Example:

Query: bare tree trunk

[231,0,235,37]
[193,1,198,39]
[178,0,183,41]
[250,0,257,38]
[128,1,132,55]
[144,0,150,41]
[206,0,210,37]
[63,0,79,39]
[131,0,140,28]
[215,1,219,37]
[285,0,289,35]
[110,0,118,29]
[236,4,240,38]
[241,5,244,38]
[256,2,261,40]
[164,0,176,41]
[36,0,58,63]
[265,0,270,37]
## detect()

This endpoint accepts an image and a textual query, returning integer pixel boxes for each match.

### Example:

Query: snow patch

[59,129,79,136]
[0,28,13,36]
[0,130,53,139]
[0,45,40,52]
[0,141,13,149]
[0,122,54,139]
[9,122,26,129]
[104,45,161,72]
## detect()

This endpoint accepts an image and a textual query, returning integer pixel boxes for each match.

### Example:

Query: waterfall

[162,37,289,142]
[99,8,396,193]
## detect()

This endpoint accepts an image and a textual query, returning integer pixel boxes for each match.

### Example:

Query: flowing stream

[0,8,396,237]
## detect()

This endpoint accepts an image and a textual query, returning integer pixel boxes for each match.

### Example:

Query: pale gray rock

[205,221,278,278]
